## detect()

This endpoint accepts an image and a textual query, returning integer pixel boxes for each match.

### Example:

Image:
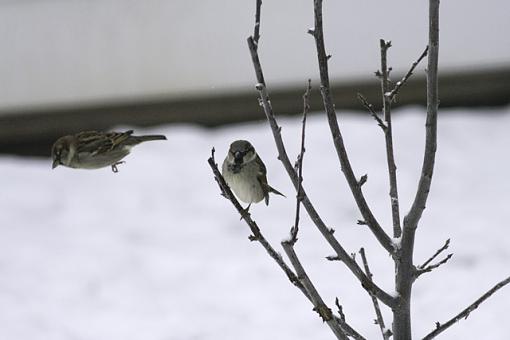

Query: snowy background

[1,106,510,339]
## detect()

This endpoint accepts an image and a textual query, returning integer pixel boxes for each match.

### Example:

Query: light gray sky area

[0,0,508,109]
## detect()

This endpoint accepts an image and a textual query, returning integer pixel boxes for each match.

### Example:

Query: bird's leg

[111,161,126,173]
[240,203,252,220]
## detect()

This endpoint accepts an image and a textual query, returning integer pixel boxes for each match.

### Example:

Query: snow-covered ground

[1,106,510,339]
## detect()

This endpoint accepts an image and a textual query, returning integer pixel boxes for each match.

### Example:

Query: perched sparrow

[222,140,284,207]
[51,130,166,172]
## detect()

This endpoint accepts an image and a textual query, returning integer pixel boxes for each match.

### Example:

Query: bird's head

[228,140,257,169]
[51,135,75,169]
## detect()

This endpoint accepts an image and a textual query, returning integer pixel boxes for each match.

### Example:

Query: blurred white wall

[0,0,508,110]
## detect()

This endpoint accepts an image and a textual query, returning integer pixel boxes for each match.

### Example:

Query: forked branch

[214,0,510,338]
[415,253,453,277]
[416,239,453,277]
[419,239,450,269]
[247,37,397,308]
[246,0,397,308]
[208,149,362,339]
[282,241,364,340]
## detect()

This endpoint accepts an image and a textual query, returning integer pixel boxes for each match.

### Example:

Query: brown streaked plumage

[51,130,166,172]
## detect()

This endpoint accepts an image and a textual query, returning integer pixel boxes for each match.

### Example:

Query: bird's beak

[52,158,60,169]
[234,151,243,164]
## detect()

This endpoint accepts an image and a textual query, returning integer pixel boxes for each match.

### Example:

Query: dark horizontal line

[0,66,509,157]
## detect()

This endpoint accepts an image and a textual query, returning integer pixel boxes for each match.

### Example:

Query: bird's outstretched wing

[75,130,134,155]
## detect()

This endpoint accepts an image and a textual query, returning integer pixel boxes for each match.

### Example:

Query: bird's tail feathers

[264,185,285,206]
[269,185,285,198]
[134,135,167,143]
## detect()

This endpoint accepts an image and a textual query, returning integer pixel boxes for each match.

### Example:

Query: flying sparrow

[51,130,166,172]
[222,140,284,207]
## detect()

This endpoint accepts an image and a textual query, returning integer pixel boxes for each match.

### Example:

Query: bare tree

[208,0,510,339]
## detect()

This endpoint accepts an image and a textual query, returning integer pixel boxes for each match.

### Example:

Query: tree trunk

[393,223,417,339]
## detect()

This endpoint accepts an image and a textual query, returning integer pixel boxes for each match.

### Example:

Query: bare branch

[252,0,262,47]
[356,93,387,132]
[287,80,311,245]
[209,148,362,340]
[422,276,510,340]
[310,0,394,255]
[378,38,402,239]
[247,0,397,309]
[394,1,440,337]
[403,0,439,234]
[416,239,453,281]
[386,46,429,101]
[282,242,365,340]
[207,149,304,291]
[416,253,453,277]
[247,40,397,308]
[418,239,450,269]
[248,43,265,87]
[333,297,368,340]
[335,297,346,321]
[360,248,392,340]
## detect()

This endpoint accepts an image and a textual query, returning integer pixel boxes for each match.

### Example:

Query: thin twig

[207,149,304,291]
[357,93,387,132]
[335,297,346,321]
[378,39,402,239]
[282,81,363,340]
[415,253,453,277]
[252,0,262,46]
[422,276,510,340]
[247,37,397,308]
[282,242,365,340]
[333,297,368,340]
[386,46,429,101]
[310,0,395,255]
[358,174,368,187]
[360,248,392,340]
[418,239,450,269]
[287,80,311,245]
